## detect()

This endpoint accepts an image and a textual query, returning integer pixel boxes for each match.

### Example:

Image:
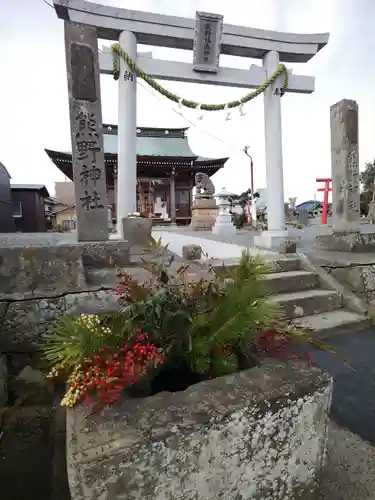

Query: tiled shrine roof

[45,125,228,179]
[103,125,197,157]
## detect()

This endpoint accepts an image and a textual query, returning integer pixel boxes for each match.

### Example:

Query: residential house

[0,161,15,232]
[11,184,50,232]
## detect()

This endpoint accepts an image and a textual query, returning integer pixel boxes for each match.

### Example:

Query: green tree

[229,189,257,229]
[229,189,251,213]
[359,159,375,215]
[360,159,375,192]
[360,190,372,216]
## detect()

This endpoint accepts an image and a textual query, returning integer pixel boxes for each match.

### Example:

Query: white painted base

[212,223,237,236]
[109,233,123,241]
[254,230,300,253]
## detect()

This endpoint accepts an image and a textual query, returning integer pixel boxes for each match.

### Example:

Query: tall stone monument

[64,22,109,242]
[316,99,364,251]
[331,99,360,232]
[190,173,218,231]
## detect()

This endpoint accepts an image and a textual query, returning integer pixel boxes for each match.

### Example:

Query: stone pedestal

[121,217,152,247]
[254,230,299,254]
[190,197,217,231]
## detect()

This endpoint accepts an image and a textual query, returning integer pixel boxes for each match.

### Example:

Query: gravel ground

[1,218,374,250]
[154,218,375,251]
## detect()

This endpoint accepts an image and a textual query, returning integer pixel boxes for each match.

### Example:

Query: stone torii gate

[52,0,329,249]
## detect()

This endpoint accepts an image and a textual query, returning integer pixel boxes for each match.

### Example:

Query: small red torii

[316,178,332,225]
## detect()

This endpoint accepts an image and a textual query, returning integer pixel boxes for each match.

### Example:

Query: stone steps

[263,270,319,295]
[264,257,302,274]
[260,256,369,337]
[291,310,370,338]
[272,289,341,319]
[85,252,370,338]
[211,256,301,275]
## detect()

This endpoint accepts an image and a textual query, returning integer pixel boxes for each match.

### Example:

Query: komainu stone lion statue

[195,172,215,198]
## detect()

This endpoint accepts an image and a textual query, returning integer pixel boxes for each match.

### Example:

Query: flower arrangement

[60,331,163,409]
[43,237,332,413]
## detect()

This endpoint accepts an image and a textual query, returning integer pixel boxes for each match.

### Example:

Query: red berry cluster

[254,330,316,367]
[70,331,163,407]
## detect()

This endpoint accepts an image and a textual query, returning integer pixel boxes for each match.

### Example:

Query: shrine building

[45,125,228,226]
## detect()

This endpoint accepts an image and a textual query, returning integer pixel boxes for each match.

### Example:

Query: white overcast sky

[1,0,375,203]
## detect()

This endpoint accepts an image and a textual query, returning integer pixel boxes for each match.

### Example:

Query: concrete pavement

[319,421,375,500]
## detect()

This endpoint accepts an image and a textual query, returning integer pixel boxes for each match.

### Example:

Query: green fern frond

[211,352,238,376]
[186,251,280,366]
[41,314,114,369]
[190,354,211,375]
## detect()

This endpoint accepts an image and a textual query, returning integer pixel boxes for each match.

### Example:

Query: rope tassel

[111,43,288,112]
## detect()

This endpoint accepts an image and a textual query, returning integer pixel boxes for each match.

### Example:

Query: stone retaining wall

[0,243,129,353]
[319,257,375,315]
[0,290,119,353]
[0,242,211,353]
[67,361,332,500]
[316,231,375,253]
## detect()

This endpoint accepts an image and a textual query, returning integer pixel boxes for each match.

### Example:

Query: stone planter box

[122,217,152,247]
[66,360,332,500]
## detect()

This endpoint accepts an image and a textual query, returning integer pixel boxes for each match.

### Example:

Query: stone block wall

[67,361,332,500]
[0,245,86,300]
[0,243,128,353]
[322,259,375,314]
[316,231,375,253]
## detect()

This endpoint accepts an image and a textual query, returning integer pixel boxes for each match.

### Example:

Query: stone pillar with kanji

[64,21,109,241]
[316,100,363,251]
[331,99,360,232]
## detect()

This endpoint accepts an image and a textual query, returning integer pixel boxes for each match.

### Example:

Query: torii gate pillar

[113,30,137,239]
[254,50,287,251]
